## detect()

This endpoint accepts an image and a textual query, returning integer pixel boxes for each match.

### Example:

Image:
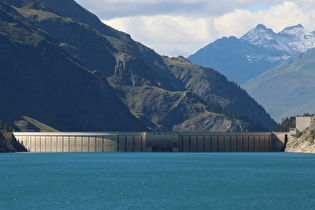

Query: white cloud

[76,0,282,19]
[76,0,315,57]
[103,16,218,56]
[214,1,315,37]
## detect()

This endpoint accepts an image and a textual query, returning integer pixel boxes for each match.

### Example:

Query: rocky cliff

[0,132,27,152]
[285,119,315,153]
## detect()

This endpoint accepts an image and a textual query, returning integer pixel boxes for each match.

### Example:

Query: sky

[75,0,315,57]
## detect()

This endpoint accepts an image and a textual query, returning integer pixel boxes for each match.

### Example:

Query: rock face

[285,119,315,153]
[0,132,27,152]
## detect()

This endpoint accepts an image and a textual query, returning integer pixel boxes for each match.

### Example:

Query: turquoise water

[1,153,315,209]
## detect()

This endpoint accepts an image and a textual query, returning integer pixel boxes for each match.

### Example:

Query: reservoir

[1,153,315,209]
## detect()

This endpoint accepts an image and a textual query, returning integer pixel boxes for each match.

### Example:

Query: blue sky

[75,0,315,57]
[248,4,271,12]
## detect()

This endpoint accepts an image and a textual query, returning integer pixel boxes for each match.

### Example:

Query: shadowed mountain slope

[0,1,146,131]
[0,0,277,132]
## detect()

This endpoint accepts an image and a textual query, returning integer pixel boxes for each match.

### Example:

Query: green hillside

[243,48,315,122]
[0,0,277,132]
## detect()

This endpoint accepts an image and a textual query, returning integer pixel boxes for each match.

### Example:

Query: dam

[13,132,286,152]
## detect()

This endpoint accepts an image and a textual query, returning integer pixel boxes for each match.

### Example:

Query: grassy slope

[243,48,315,122]
[14,116,59,132]
[1,0,277,132]
[0,1,147,132]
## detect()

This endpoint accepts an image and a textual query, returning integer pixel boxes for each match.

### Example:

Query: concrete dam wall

[13,132,285,152]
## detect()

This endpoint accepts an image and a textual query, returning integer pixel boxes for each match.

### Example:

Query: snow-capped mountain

[279,24,315,53]
[241,24,315,60]
[188,24,315,85]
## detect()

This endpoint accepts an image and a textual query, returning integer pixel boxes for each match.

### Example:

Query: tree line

[0,121,14,132]
[207,102,270,131]
[274,116,296,132]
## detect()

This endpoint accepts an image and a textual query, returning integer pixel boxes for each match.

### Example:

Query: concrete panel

[76,136,82,152]
[31,136,36,152]
[197,136,204,152]
[266,136,271,152]
[56,136,63,152]
[134,136,142,152]
[204,136,211,152]
[45,136,51,152]
[218,136,225,152]
[28,136,35,152]
[40,136,46,152]
[82,137,89,152]
[35,136,41,152]
[230,135,237,152]
[89,137,96,152]
[264,136,271,152]
[248,136,255,152]
[242,136,249,152]
[183,136,190,152]
[106,137,117,152]
[190,136,197,152]
[210,136,218,152]
[95,137,103,152]
[50,136,56,152]
[254,136,260,152]
[224,136,231,152]
[62,136,68,152]
[259,136,266,152]
[34,136,39,152]
[70,136,77,152]
[237,135,243,152]
[118,136,126,152]
[126,136,134,152]
[296,116,314,133]
[178,136,183,152]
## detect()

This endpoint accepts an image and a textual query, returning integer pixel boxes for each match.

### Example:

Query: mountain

[0,0,277,132]
[243,48,315,122]
[188,24,315,85]
[0,0,146,131]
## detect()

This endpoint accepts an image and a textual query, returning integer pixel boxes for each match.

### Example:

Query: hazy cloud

[75,0,315,57]
[75,0,282,19]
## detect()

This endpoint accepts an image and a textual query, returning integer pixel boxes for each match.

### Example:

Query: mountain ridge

[0,0,147,131]
[188,24,315,85]
[0,0,277,132]
[243,48,315,122]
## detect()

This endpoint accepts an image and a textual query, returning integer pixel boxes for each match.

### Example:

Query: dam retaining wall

[13,132,285,152]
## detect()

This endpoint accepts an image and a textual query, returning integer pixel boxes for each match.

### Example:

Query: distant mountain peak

[240,24,277,49]
[256,24,267,29]
[188,23,315,85]
[280,24,305,34]
[283,24,304,30]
